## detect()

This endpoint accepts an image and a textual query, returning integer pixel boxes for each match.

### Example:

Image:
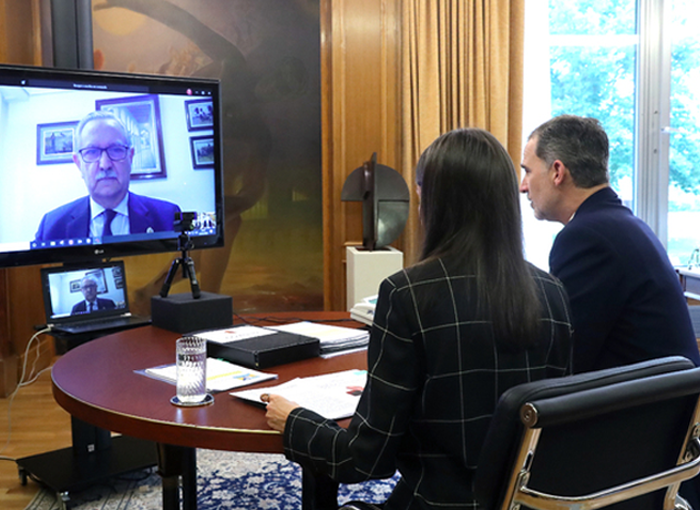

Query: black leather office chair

[473,356,700,510]
[340,356,700,510]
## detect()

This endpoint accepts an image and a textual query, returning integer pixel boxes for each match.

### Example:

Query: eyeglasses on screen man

[78,145,130,163]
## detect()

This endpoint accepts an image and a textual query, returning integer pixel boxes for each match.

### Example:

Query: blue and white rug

[27,449,398,509]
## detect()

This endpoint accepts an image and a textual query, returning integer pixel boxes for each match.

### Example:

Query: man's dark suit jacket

[550,186,700,373]
[35,192,181,241]
[71,297,116,315]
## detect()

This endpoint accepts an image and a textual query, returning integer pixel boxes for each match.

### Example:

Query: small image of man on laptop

[71,276,116,315]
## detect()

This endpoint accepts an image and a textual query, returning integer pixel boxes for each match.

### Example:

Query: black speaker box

[151,292,233,334]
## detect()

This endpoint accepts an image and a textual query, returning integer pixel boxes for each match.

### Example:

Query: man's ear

[550,160,569,187]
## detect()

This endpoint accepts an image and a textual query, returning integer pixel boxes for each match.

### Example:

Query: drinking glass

[175,336,208,404]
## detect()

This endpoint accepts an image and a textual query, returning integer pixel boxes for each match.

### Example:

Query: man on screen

[71,276,116,315]
[35,111,180,241]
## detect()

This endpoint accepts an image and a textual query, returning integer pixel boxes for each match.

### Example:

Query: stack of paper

[269,321,369,354]
[231,369,367,420]
[141,358,278,392]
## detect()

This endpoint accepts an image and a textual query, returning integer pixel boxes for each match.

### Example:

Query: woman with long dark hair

[264,128,574,510]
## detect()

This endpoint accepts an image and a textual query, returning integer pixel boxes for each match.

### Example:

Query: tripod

[159,231,201,299]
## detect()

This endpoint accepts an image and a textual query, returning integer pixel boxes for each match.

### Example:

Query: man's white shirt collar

[90,194,129,220]
[89,194,130,237]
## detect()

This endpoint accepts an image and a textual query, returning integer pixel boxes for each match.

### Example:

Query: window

[667,0,700,265]
[522,0,700,268]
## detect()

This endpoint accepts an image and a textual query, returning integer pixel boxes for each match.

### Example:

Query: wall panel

[323,0,403,310]
[0,0,51,396]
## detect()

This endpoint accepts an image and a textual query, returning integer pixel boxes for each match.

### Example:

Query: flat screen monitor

[0,64,224,268]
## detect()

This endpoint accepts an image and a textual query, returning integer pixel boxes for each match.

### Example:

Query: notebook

[41,260,150,335]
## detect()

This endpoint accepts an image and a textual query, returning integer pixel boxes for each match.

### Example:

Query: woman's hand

[261,393,300,432]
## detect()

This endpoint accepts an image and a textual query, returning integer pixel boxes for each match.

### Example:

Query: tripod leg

[183,257,201,299]
[159,259,182,298]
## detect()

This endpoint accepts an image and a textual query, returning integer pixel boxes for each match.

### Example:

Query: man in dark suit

[35,110,180,242]
[520,114,700,373]
[521,114,700,509]
[71,276,116,315]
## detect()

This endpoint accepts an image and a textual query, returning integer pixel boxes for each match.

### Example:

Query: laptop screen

[41,261,130,324]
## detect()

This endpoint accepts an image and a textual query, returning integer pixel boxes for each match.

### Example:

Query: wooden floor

[0,364,72,510]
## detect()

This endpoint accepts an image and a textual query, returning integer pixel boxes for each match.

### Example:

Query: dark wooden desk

[51,312,367,510]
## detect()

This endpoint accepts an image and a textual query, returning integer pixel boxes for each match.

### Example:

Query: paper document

[231,369,367,420]
[269,321,369,354]
[142,358,278,392]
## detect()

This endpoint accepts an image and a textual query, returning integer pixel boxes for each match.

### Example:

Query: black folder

[205,328,320,369]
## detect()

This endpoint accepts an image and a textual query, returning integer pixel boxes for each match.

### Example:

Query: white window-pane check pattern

[283,258,573,510]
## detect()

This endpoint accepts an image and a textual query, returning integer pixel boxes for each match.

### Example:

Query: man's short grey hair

[80,276,98,288]
[529,115,610,188]
[74,110,131,151]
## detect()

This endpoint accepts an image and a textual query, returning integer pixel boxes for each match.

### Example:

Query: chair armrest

[513,439,700,510]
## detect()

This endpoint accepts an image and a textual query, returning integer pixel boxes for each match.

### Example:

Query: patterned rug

[26,449,398,509]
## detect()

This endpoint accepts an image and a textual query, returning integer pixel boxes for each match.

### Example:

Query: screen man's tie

[103,209,117,237]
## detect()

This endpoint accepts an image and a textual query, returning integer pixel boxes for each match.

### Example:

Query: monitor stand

[15,333,158,509]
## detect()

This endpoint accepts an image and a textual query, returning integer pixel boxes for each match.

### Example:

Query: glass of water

[173,336,210,406]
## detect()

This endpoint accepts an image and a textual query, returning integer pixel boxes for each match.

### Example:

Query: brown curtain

[400,0,525,265]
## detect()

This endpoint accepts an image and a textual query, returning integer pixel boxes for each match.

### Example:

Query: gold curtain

[400,0,525,264]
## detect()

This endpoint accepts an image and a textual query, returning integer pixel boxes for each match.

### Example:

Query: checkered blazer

[284,258,574,510]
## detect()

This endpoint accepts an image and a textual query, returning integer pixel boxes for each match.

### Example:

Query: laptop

[41,260,151,335]
[690,305,700,339]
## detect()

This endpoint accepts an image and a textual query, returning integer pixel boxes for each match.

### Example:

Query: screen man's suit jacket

[549,186,700,373]
[70,297,116,315]
[35,192,181,241]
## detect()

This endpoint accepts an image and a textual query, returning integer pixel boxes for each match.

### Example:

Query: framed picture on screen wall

[36,121,78,165]
[185,99,214,131]
[190,135,215,169]
[96,94,167,179]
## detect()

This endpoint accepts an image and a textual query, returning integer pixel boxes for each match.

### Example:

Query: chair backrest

[473,356,700,510]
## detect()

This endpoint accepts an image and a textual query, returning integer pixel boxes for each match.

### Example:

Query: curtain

[400,0,525,264]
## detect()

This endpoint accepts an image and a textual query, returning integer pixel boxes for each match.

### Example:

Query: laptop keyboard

[59,317,144,334]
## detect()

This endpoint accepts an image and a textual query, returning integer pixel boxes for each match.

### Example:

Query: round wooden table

[51,312,367,510]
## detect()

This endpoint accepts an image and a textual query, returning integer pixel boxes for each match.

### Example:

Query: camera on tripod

[159,211,201,299]
[174,211,198,233]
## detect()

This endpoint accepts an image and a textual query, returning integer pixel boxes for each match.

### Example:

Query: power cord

[0,326,53,460]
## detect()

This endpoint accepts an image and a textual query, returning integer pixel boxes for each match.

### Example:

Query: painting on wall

[189,135,215,169]
[91,0,323,314]
[185,98,214,131]
[36,121,78,165]
[96,94,166,179]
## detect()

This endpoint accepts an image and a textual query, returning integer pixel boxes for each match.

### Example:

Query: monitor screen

[0,64,224,268]
[41,260,130,322]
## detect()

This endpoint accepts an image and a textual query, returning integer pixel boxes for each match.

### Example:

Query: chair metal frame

[495,365,700,510]
[342,358,700,510]
[505,410,700,510]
